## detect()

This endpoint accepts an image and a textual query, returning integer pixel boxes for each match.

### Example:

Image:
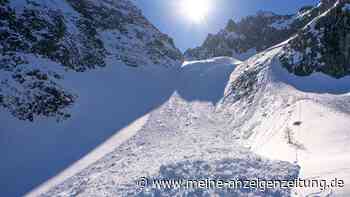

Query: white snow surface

[26,114,150,197]
[0,58,178,197]
[220,47,350,196]
[31,57,300,197]
[2,47,350,196]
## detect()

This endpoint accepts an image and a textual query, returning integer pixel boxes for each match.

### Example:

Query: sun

[179,0,211,24]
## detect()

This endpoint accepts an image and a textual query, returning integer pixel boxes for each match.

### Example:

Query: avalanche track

[34,56,298,197]
[35,49,350,196]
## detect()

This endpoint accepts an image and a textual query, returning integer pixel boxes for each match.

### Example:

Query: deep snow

[0,58,178,197]
[221,47,350,196]
[3,0,350,196]
[26,114,149,196]
[35,57,301,197]
[2,48,350,197]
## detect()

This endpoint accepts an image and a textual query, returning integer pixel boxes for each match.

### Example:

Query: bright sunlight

[179,0,211,24]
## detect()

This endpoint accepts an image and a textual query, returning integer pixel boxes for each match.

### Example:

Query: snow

[33,56,300,196]
[221,47,350,196]
[252,98,350,196]
[256,57,350,196]
[3,40,350,196]
[135,157,299,196]
[179,57,241,104]
[2,41,350,196]
[1,0,182,195]
[342,3,350,12]
[26,114,149,197]
[301,2,338,34]
[270,18,294,30]
[0,60,178,197]
[2,2,350,194]
[271,57,350,94]
[297,8,313,19]
[233,48,258,61]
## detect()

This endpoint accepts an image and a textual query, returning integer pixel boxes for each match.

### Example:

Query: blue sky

[135,0,319,52]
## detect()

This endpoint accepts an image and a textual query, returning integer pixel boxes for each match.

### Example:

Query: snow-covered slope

[2,1,350,197]
[0,0,183,121]
[37,45,350,197]
[0,0,184,196]
[219,45,350,196]
[36,57,301,197]
[0,61,179,197]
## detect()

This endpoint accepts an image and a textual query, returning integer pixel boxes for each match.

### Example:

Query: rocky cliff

[0,0,183,121]
[280,0,350,78]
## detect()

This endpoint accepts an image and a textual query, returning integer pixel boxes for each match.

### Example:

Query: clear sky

[134,0,319,52]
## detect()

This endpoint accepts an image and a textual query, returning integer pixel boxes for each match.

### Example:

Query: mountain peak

[185,0,350,78]
[184,11,297,61]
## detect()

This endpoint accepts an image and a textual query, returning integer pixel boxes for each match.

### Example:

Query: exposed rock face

[321,0,338,6]
[186,0,350,78]
[184,12,299,61]
[184,1,340,62]
[0,0,183,121]
[280,0,350,78]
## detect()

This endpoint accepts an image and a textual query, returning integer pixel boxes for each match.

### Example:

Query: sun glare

[180,0,211,24]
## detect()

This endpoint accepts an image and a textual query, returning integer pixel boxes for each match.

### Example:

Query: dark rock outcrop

[280,0,350,78]
[0,0,183,121]
[186,0,350,78]
[184,11,300,61]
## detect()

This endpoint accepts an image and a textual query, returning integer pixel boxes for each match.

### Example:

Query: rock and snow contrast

[184,0,345,65]
[1,0,182,196]
[1,0,350,197]
[0,0,182,121]
[32,56,302,197]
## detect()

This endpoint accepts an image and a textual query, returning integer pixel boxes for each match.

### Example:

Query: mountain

[37,57,302,197]
[280,0,350,78]
[184,0,342,67]
[185,0,350,79]
[184,12,295,61]
[35,1,350,196]
[0,1,183,196]
[2,0,350,197]
[40,41,350,196]
[0,0,183,121]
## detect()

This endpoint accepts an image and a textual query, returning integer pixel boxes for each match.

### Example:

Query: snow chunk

[133,157,299,196]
